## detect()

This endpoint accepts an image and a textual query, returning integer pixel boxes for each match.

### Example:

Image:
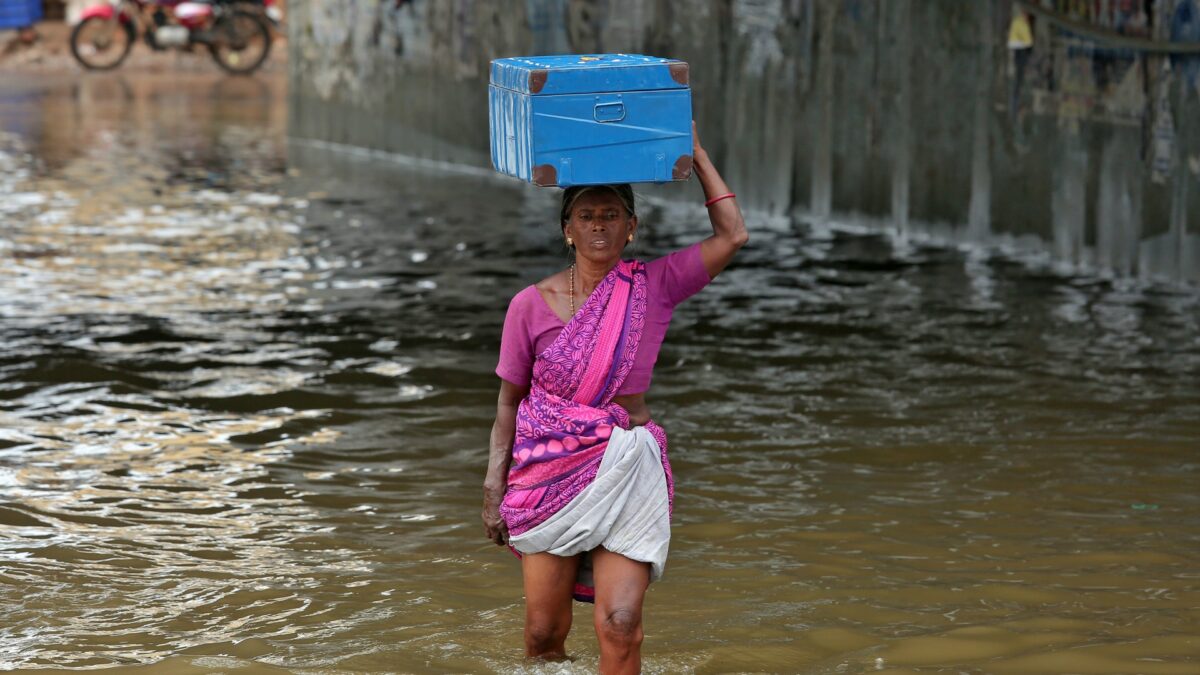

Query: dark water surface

[1,73,1198,674]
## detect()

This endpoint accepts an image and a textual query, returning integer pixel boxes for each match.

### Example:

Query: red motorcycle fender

[79,3,132,24]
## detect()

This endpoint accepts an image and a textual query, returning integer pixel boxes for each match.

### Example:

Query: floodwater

[0,72,1198,674]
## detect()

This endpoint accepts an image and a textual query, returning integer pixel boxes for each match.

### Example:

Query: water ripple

[0,74,1197,673]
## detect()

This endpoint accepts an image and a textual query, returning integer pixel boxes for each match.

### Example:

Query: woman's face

[563,190,637,264]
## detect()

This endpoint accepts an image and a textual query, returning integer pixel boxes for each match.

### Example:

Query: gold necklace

[569,262,576,316]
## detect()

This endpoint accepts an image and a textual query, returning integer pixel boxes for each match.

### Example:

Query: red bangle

[704,193,736,207]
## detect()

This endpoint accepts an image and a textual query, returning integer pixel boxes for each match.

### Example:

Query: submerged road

[0,72,1198,673]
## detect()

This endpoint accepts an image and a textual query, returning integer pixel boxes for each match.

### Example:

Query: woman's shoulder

[641,241,707,277]
[505,284,542,314]
[640,241,712,305]
[506,279,561,323]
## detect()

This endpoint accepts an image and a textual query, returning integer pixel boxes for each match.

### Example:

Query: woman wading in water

[482,125,747,673]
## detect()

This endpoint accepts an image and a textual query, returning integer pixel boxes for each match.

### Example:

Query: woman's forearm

[484,403,518,494]
[482,417,513,546]
[694,148,730,199]
[694,149,748,246]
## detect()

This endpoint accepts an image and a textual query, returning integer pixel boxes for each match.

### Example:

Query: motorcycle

[70,0,274,75]
[237,0,283,31]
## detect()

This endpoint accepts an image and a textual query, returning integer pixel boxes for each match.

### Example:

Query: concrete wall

[288,0,1200,284]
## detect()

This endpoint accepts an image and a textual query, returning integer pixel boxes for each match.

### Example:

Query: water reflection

[0,72,1198,673]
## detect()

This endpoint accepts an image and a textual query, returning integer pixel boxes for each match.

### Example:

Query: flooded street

[1,73,1198,674]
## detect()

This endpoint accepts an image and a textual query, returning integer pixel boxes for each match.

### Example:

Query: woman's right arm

[482,378,529,546]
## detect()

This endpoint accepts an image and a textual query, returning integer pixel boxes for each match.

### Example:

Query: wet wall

[287,0,1200,284]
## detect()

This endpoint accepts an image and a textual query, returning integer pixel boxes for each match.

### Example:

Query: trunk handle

[593,97,626,123]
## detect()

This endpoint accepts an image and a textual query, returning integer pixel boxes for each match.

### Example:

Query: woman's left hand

[692,121,708,161]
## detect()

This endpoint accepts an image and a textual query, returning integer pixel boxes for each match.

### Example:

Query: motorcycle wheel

[69,16,136,71]
[208,10,272,75]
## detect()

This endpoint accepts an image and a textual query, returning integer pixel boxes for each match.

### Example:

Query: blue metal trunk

[488,54,693,187]
[0,0,43,29]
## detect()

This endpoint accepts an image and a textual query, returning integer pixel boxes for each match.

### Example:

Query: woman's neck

[574,257,617,294]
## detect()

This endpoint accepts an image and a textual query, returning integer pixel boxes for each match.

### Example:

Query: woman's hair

[560,184,636,227]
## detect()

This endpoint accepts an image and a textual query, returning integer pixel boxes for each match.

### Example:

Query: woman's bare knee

[521,553,580,658]
[523,590,573,656]
[525,618,571,657]
[596,607,643,648]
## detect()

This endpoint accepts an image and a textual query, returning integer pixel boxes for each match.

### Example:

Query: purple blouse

[497,241,712,395]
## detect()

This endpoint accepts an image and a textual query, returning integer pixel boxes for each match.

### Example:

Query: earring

[627,233,634,242]
[566,237,573,247]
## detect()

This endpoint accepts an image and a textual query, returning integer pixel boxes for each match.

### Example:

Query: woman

[482,126,747,673]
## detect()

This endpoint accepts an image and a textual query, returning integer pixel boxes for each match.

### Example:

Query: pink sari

[500,260,673,601]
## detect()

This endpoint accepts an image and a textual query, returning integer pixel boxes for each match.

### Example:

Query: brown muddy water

[0,72,1198,674]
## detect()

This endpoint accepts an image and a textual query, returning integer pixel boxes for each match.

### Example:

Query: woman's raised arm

[693,122,749,279]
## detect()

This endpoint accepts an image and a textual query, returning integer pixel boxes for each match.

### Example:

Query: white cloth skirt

[508,424,672,584]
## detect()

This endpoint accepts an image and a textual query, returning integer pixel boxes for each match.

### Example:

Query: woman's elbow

[729,225,749,249]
